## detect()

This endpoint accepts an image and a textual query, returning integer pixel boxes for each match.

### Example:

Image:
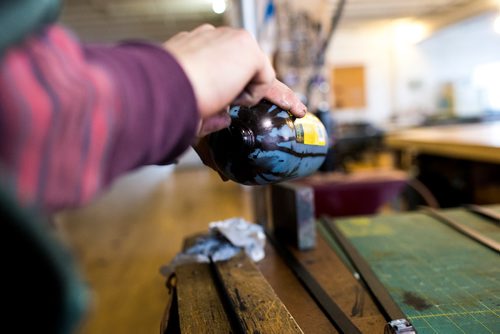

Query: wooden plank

[267,234,362,334]
[214,252,304,334]
[59,168,252,334]
[385,122,500,164]
[176,263,232,334]
[292,228,387,333]
[257,242,338,334]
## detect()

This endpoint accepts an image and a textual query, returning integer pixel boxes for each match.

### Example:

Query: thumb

[197,110,231,137]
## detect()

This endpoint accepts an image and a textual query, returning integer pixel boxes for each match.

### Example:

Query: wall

[325,12,500,127]
[418,13,500,118]
[182,12,500,167]
[326,21,394,125]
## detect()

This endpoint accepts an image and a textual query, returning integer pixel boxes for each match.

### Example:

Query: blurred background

[60,0,500,129]
[56,1,500,333]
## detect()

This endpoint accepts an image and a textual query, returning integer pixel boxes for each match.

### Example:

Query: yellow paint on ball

[294,113,327,146]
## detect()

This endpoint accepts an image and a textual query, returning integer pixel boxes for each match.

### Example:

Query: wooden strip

[267,233,362,334]
[424,207,500,254]
[213,252,304,334]
[257,241,338,333]
[321,218,408,322]
[465,204,500,224]
[291,229,387,333]
[176,263,232,334]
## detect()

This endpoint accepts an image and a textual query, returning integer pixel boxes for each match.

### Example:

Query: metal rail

[464,204,500,225]
[319,218,409,323]
[423,207,500,254]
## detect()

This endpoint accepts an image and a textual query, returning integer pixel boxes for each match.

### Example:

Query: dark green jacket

[1,3,88,332]
[0,0,60,54]
[1,187,88,334]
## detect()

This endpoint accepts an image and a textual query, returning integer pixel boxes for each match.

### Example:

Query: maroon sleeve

[84,42,199,183]
[0,26,199,212]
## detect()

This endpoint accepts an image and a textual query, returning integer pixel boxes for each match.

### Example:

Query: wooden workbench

[385,121,500,164]
[385,122,500,207]
[162,205,500,333]
[161,230,387,333]
[58,168,499,333]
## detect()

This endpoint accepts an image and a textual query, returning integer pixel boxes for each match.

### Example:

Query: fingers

[165,31,188,44]
[164,24,215,46]
[191,23,215,33]
[163,25,302,120]
[164,26,263,117]
[232,32,275,107]
[197,109,231,137]
[264,79,307,117]
[233,81,272,107]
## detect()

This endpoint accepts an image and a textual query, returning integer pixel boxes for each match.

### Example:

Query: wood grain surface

[257,243,339,334]
[176,263,232,333]
[55,166,390,333]
[290,233,387,333]
[56,167,252,334]
[385,122,500,164]
[214,252,304,334]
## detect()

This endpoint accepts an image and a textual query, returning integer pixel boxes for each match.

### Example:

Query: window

[473,62,500,112]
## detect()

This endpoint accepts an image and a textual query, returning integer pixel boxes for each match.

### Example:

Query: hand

[192,135,229,181]
[164,24,306,121]
[166,24,307,180]
[197,109,231,138]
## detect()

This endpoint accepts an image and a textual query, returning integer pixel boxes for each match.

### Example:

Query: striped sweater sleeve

[0,25,199,212]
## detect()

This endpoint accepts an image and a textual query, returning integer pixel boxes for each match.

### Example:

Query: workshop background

[55,1,500,333]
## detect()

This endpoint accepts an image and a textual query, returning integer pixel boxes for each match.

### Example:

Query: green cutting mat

[327,211,500,334]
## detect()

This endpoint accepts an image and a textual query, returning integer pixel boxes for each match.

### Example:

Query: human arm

[0,25,198,212]
[164,24,306,135]
[164,24,307,173]
[0,24,305,212]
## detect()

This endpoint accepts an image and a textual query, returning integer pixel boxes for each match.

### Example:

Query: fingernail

[300,105,307,116]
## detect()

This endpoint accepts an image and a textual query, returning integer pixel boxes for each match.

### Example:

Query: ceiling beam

[423,0,497,34]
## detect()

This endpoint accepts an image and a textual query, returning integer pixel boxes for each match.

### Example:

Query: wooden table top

[385,121,500,163]
[257,233,387,333]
